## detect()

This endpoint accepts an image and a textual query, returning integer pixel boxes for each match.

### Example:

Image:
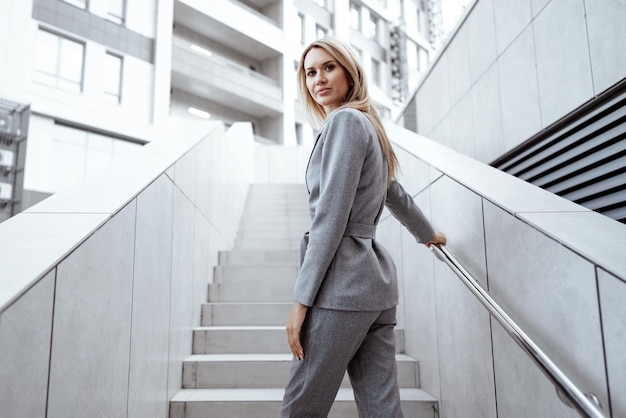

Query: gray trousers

[281,306,403,418]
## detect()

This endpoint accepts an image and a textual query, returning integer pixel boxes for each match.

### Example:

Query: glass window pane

[107,0,125,24]
[32,72,57,86]
[33,29,84,92]
[59,38,84,83]
[85,133,114,176]
[62,0,87,9]
[108,0,124,17]
[296,13,304,43]
[57,78,82,92]
[103,52,122,98]
[405,0,417,29]
[316,24,326,40]
[34,30,59,75]
[372,58,381,86]
[366,15,379,39]
[52,126,87,190]
[350,4,361,30]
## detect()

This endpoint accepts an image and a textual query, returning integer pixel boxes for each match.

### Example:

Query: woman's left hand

[286,301,308,360]
[426,232,446,248]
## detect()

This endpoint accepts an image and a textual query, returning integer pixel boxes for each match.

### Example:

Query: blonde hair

[297,37,398,184]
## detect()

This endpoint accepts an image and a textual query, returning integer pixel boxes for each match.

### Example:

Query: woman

[282,38,446,418]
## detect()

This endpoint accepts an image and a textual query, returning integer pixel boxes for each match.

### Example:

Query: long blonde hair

[297,38,398,183]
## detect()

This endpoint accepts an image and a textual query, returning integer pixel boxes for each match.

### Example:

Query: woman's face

[303,47,351,114]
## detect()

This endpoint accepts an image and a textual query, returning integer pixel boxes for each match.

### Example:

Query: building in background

[0,0,441,213]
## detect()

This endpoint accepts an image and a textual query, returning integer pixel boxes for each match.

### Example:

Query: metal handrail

[430,245,607,418]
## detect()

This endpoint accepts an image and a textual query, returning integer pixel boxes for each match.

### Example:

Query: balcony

[174,0,284,58]
[171,35,283,117]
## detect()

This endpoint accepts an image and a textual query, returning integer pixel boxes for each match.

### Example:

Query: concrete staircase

[169,184,437,417]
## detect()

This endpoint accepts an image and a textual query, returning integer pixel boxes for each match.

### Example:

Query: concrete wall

[0,121,254,418]
[254,143,313,183]
[378,123,626,417]
[409,0,626,163]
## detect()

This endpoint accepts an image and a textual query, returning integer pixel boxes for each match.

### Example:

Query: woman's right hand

[286,301,308,360]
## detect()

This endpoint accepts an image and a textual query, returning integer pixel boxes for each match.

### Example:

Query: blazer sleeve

[292,110,369,307]
[385,180,435,244]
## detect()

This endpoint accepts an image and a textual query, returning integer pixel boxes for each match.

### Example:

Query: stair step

[218,250,299,266]
[214,265,298,283]
[208,281,293,303]
[237,229,306,241]
[182,354,419,389]
[192,326,404,355]
[202,302,292,326]
[241,214,309,223]
[169,183,438,416]
[169,388,437,418]
[236,239,300,251]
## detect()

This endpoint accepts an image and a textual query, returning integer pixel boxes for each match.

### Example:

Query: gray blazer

[293,108,435,311]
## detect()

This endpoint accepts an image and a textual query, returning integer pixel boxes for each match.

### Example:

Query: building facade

[0,0,438,211]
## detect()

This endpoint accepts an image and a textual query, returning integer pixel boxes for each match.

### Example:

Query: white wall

[412,0,626,163]
[0,0,35,102]
[0,120,254,418]
[24,115,143,194]
[377,122,626,418]
[254,143,312,183]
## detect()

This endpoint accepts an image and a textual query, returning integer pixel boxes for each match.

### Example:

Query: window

[103,52,123,103]
[416,6,425,34]
[31,123,142,192]
[389,0,404,19]
[297,13,305,43]
[365,13,379,40]
[316,24,327,40]
[350,3,362,31]
[62,0,87,9]
[371,58,381,87]
[33,28,85,92]
[406,41,419,90]
[295,123,303,145]
[106,0,126,25]
[405,1,418,31]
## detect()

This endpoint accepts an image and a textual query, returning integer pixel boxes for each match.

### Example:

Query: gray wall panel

[598,269,626,418]
[127,175,174,418]
[483,202,609,410]
[533,0,594,127]
[497,25,542,150]
[398,191,441,397]
[585,0,626,94]
[493,0,533,55]
[0,271,54,418]
[492,321,580,418]
[467,0,497,83]
[434,261,497,418]
[48,202,136,418]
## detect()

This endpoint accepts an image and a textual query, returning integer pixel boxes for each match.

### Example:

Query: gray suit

[282,108,435,417]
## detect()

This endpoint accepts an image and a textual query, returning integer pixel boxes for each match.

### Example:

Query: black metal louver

[491,79,626,224]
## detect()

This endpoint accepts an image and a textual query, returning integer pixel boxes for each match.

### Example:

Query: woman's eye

[325,65,334,71]
[306,70,315,77]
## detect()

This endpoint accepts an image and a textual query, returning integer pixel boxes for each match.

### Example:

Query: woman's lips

[317,88,330,96]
